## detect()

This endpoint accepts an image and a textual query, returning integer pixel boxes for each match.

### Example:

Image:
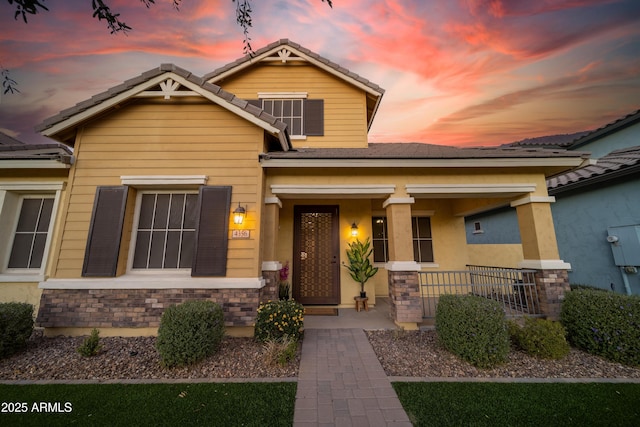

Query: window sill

[39,274,265,289]
[0,273,46,283]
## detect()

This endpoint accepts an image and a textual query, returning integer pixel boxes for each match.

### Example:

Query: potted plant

[345,238,378,298]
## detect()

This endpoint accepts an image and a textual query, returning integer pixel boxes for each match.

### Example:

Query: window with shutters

[252,93,324,139]
[371,216,434,263]
[130,191,198,270]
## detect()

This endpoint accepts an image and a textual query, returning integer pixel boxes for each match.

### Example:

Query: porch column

[260,197,282,302]
[384,197,422,329]
[512,196,571,319]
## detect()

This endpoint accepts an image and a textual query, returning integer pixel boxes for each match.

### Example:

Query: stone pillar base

[388,270,422,325]
[534,269,570,320]
[260,270,279,303]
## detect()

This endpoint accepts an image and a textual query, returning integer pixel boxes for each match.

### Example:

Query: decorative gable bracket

[136,78,199,100]
[262,48,306,64]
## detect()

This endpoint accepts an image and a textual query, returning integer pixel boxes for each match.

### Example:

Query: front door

[293,205,340,305]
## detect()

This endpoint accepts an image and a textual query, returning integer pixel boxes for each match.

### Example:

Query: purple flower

[279,261,289,282]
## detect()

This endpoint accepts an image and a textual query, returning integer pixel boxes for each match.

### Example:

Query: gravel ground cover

[366,330,640,379]
[2,329,639,381]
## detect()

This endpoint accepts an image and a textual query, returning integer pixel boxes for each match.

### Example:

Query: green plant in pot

[345,238,378,298]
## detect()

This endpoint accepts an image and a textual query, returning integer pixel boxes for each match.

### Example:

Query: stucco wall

[571,124,640,158]
[552,178,640,294]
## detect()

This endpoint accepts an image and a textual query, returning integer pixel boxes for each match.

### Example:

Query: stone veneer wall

[534,269,571,320]
[260,270,279,303]
[388,271,422,324]
[36,288,263,329]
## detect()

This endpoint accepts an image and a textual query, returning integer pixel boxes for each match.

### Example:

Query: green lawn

[393,382,640,427]
[0,382,296,426]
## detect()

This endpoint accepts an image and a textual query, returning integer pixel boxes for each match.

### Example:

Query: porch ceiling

[406,183,536,199]
[270,184,396,199]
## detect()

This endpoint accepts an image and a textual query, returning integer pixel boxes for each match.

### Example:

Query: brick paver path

[293,328,412,426]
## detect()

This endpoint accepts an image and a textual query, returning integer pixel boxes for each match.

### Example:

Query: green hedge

[435,294,510,368]
[561,289,640,366]
[0,302,34,359]
[156,300,225,368]
[509,317,570,360]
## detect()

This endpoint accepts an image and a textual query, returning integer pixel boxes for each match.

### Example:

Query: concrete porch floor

[303,297,398,330]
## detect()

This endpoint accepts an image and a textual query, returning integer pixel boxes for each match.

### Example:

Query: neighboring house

[0,131,72,313]
[2,40,587,336]
[467,110,640,295]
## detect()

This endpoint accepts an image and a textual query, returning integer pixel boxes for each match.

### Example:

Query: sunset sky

[1,0,639,146]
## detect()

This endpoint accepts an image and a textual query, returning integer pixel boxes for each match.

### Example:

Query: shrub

[0,302,34,359]
[77,328,102,357]
[435,294,509,368]
[156,300,225,368]
[262,335,298,366]
[509,317,570,360]
[254,300,304,342]
[561,289,640,366]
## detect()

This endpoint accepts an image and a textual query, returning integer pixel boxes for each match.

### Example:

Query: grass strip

[393,382,640,426]
[0,382,296,426]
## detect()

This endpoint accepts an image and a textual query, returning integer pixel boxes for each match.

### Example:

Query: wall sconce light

[351,222,359,237]
[233,202,246,225]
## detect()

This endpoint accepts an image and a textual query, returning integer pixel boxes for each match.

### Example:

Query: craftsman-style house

[0,40,588,335]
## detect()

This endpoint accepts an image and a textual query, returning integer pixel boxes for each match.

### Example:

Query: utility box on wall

[607,225,640,266]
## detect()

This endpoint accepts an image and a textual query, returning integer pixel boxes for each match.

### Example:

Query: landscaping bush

[0,302,34,359]
[508,317,570,360]
[435,294,509,368]
[561,289,640,366]
[254,300,304,342]
[262,335,298,366]
[156,300,225,368]
[77,328,102,357]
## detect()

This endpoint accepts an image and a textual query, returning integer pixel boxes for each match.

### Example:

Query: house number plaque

[232,230,250,239]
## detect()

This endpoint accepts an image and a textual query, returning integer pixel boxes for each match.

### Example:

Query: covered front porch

[259,178,573,330]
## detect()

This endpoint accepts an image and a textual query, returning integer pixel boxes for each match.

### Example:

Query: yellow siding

[52,99,265,279]
[218,63,369,148]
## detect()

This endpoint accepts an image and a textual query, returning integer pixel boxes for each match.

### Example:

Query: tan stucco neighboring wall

[467,244,524,268]
[0,283,42,312]
[51,99,266,279]
[217,63,369,149]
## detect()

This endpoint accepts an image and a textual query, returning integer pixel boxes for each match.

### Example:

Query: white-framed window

[254,92,323,139]
[0,183,63,281]
[129,191,198,270]
[371,216,434,263]
[262,99,304,136]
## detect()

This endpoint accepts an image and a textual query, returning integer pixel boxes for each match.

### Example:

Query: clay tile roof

[568,109,640,149]
[0,131,27,146]
[547,145,640,192]
[262,142,588,160]
[34,64,290,147]
[203,39,384,95]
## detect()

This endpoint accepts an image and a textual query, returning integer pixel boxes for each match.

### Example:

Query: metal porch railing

[419,265,541,318]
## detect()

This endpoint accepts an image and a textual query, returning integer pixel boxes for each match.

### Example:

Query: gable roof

[568,109,640,151]
[0,138,73,167]
[502,131,590,149]
[203,39,385,131]
[36,64,291,151]
[547,145,640,194]
[0,131,27,146]
[260,142,589,172]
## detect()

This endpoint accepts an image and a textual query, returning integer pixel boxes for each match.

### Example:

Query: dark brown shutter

[304,99,324,136]
[191,186,231,277]
[82,186,128,277]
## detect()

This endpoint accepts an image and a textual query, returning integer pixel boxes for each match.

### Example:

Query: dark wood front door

[293,205,340,305]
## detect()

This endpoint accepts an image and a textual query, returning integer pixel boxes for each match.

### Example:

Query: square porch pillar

[512,196,571,319]
[384,197,422,328]
[260,197,282,302]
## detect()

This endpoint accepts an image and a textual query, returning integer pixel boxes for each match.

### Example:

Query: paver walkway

[293,328,412,426]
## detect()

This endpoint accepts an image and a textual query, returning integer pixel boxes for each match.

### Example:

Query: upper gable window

[252,93,324,139]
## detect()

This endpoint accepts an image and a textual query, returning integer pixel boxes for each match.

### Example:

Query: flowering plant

[278,261,290,300]
[254,300,304,342]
